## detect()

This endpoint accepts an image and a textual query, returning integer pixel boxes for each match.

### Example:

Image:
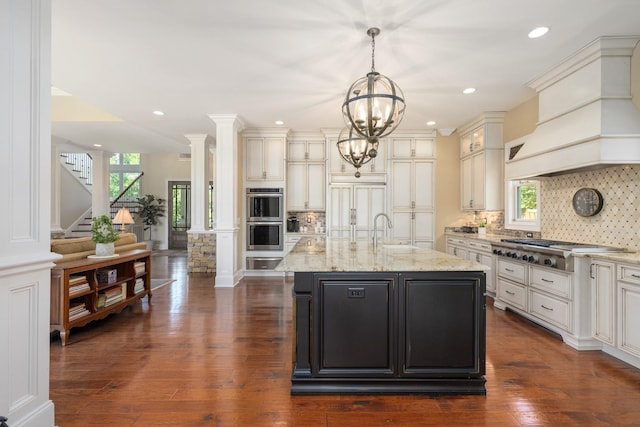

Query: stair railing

[110,171,145,219]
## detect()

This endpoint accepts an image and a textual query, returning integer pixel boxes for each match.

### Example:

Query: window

[110,153,142,199]
[505,179,540,231]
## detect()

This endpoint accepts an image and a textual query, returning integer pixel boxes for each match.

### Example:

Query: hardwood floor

[50,252,640,426]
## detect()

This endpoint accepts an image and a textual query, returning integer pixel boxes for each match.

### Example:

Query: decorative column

[0,0,56,425]
[208,114,244,287]
[50,139,65,238]
[89,150,111,216]
[185,134,216,273]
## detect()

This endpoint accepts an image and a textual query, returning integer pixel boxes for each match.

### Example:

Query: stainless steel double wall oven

[246,188,284,251]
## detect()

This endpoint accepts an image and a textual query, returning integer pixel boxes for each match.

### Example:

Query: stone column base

[187,232,216,273]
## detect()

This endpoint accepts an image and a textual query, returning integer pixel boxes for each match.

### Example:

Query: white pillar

[185,134,211,233]
[50,140,64,235]
[0,0,56,425]
[89,150,111,217]
[208,114,244,287]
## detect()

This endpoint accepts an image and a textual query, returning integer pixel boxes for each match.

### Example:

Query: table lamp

[113,207,135,232]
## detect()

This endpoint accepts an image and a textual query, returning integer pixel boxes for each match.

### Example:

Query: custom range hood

[506,36,640,180]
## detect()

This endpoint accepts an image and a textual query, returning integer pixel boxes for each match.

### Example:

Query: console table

[50,249,152,345]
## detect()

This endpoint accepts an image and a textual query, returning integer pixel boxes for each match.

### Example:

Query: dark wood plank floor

[50,252,640,426]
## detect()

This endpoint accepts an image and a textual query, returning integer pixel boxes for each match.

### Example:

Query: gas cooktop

[499,238,628,253]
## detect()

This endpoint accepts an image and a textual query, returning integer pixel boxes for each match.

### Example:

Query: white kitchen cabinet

[458,113,504,211]
[287,133,326,211]
[591,260,616,345]
[390,157,435,248]
[617,263,640,359]
[445,236,469,260]
[326,133,387,182]
[390,136,435,159]
[327,184,386,240]
[466,239,494,293]
[287,162,325,211]
[244,134,286,182]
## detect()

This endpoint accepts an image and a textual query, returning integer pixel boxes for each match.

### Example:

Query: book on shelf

[134,261,146,275]
[100,283,126,307]
[134,278,145,294]
[69,275,88,285]
[68,302,89,320]
[69,282,91,295]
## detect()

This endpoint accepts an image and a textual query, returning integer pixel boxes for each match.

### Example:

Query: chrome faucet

[372,213,392,248]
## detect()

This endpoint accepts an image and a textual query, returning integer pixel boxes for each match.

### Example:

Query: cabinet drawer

[497,259,526,283]
[529,266,571,298]
[529,290,571,332]
[618,263,640,285]
[466,240,491,253]
[497,278,526,310]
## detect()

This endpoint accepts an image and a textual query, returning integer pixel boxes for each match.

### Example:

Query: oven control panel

[492,246,568,271]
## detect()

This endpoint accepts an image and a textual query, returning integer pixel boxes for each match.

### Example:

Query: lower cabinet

[292,271,486,394]
[617,263,640,359]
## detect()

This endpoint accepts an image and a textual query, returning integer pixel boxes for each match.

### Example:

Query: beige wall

[434,131,461,251]
[503,95,538,143]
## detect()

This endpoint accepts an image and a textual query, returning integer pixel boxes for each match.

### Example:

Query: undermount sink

[382,244,420,250]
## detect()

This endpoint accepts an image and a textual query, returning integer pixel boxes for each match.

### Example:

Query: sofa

[51,232,147,262]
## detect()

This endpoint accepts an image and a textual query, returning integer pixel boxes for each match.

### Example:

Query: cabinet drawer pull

[540,304,554,311]
[541,278,554,283]
[505,268,515,273]
[631,273,640,279]
[505,290,515,295]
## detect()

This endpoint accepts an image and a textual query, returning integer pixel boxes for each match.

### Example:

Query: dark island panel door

[313,276,396,376]
[400,274,484,376]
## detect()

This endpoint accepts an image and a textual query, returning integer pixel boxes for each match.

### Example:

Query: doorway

[168,181,215,250]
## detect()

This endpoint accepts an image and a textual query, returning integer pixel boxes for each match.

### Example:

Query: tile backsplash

[541,165,640,250]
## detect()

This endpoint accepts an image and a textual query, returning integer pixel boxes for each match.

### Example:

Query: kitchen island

[275,237,489,395]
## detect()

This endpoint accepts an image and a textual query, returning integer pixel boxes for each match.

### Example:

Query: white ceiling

[51,0,640,154]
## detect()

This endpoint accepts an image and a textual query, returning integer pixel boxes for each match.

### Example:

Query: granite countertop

[445,230,513,244]
[573,251,640,265]
[275,237,490,273]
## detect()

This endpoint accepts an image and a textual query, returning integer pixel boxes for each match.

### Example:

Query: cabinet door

[461,156,473,210]
[306,163,325,210]
[414,138,435,158]
[328,136,348,174]
[314,276,396,376]
[390,138,413,158]
[400,274,484,375]
[413,211,433,244]
[391,211,412,244]
[328,185,352,238]
[246,137,266,180]
[460,133,472,157]
[287,163,307,210]
[354,185,386,240]
[618,280,640,358]
[264,138,285,180]
[413,160,434,210]
[288,140,307,162]
[391,160,412,210]
[471,152,486,210]
[307,140,325,161]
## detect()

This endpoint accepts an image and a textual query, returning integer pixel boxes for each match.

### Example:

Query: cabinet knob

[411,148,416,157]
[262,171,267,179]
[411,201,416,209]
[305,152,309,160]
[469,200,474,208]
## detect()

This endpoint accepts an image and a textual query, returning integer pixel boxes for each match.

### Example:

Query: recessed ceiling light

[275,120,284,125]
[463,88,476,94]
[153,110,165,116]
[93,144,102,147]
[426,121,436,126]
[528,27,549,39]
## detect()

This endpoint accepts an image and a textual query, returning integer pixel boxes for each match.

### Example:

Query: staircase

[60,153,144,238]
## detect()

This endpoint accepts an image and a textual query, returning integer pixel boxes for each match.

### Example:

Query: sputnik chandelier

[338,27,406,177]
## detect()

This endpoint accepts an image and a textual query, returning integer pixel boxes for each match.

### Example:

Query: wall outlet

[306,217,311,223]
[526,232,533,238]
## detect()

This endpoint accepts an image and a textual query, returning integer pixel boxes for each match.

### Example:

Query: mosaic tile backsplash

[541,165,640,250]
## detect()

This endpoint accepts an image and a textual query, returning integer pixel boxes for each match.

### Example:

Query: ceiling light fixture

[342,27,406,139]
[336,126,379,178]
[528,26,549,39]
[426,121,436,126]
[275,120,284,125]
[153,110,165,116]
[463,87,476,94]
[340,27,405,177]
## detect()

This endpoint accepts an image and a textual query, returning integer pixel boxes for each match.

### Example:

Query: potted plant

[477,219,487,236]
[136,195,167,250]
[91,215,120,256]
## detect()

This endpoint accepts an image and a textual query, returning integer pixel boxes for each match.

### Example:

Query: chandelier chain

[370,34,376,73]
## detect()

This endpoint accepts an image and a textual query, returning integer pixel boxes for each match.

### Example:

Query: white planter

[478,227,486,236]
[95,242,115,256]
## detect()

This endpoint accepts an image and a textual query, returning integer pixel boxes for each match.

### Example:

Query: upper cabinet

[325,130,387,184]
[287,133,326,211]
[458,113,505,211]
[390,135,436,159]
[244,129,288,183]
